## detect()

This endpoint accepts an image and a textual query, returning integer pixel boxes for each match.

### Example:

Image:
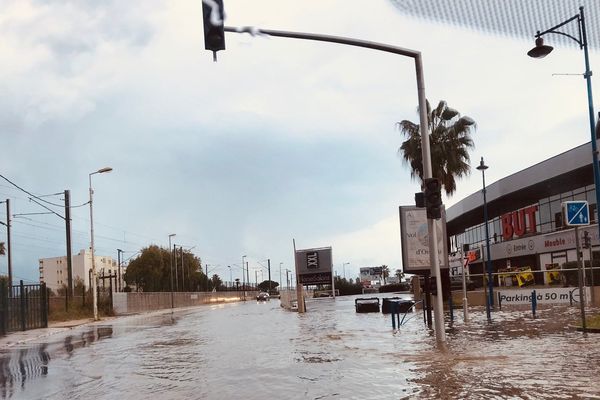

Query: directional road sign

[563,201,590,226]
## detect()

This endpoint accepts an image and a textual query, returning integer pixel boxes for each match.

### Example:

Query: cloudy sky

[1,0,599,284]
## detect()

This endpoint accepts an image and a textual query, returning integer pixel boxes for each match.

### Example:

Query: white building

[39,249,122,293]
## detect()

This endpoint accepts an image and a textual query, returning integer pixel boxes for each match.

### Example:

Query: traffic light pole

[222,25,446,343]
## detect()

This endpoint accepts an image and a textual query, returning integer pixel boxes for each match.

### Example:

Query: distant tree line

[124,245,226,292]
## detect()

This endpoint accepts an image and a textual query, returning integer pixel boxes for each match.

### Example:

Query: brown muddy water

[0,294,599,399]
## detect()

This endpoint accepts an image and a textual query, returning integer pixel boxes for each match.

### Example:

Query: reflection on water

[1,297,600,399]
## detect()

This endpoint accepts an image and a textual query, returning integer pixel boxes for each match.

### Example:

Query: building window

[554,212,563,230]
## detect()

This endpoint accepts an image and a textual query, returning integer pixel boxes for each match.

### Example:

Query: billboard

[359,267,383,285]
[399,206,448,273]
[295,247,333,285]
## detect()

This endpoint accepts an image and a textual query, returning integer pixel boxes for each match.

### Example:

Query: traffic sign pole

[574,226,587,332]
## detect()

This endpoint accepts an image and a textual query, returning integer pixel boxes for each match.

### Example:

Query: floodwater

[0,294,599,399]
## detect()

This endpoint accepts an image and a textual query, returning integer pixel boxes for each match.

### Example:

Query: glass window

[550,199,561,224]
[538,202,550,227]
[573,191,586,201]
[560,191,573,201]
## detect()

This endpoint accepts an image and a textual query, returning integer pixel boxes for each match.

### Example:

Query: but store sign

[501,205,538,241]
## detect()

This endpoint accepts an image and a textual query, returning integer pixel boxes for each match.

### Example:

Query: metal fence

[0,280,48,336]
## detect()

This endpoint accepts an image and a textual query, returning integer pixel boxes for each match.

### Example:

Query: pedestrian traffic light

[415,192,425,208]
[424,178,442,219]
[202,0,226,60]
[429,276,437,296]
[583,230,591,249]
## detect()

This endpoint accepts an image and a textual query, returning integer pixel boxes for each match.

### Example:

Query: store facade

[446,141,599,287]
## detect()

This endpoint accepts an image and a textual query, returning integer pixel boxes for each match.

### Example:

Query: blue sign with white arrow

[563,201,590,226]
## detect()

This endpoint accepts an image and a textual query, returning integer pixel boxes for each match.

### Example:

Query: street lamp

[476,157,493,322]
[168,233,176,308]
[89,166,113,321]
[279,262,283,291]
[228,265,232,288]
[528,6,600,242]
[241,255,247,298]
[342,262,350,279]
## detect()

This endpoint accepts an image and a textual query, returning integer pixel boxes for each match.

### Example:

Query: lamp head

[97,167,113,174]
[527,36,553,59]
[476,157,488,171]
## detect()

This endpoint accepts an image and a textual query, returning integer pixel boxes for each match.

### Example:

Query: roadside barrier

[391,300,418,329]
[355,297,380,313]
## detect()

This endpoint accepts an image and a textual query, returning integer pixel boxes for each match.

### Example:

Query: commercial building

[39,249,122,293]
[446,141,599,287]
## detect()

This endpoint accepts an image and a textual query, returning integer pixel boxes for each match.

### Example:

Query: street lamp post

[528,6,600,242]
[342,262,349,279]
[168,234,176,308]
[476,157,493,322]
[89,166,113,321]
[228,266,232,289]
[279,262,283,291]
[241,255,247,299]
[223,25,444,342]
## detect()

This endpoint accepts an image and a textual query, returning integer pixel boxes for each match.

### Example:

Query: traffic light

[424,178,442,219]
[415,192,425,208]
[202,0,226,60]
[429,276,437,296]
[583,230,591,249]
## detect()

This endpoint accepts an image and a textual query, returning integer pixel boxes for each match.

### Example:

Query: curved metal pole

[535,7,600,263]
[225,26,445,342]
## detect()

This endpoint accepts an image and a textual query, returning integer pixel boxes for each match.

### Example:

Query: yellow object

[516,267,535,287]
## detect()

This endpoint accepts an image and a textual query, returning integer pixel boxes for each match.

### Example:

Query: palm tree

[395,269,405,282]
[397,100,476,195]
[381,265,390,285]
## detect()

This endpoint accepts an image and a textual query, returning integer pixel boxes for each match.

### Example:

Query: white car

[256,292,270,301]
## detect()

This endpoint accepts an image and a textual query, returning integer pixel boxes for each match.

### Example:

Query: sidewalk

[0,317,108,348]
[0,302,240,349]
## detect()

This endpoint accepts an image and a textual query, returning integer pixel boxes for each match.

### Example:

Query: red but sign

[501,205,538,241]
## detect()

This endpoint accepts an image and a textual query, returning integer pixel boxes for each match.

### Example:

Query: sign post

[563,201,589,332]
[294,244,333,313]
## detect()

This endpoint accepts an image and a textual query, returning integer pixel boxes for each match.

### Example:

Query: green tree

[257,280,279,292]
[332,276,363,296]
[397,100,476,195]
[124,245,204,292]
[381,265,390,285]
[395,269,405,282]
[210,274,223,291]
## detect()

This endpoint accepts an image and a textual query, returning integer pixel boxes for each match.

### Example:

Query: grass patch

[49,300,113,322]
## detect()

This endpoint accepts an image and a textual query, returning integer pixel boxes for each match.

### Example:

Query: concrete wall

[113,291,258,314]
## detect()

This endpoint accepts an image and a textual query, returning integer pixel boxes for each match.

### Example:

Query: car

[256,292,270,301]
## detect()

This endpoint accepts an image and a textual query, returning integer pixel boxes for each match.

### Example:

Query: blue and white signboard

[562,201,590,226]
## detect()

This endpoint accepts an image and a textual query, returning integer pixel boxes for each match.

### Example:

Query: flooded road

[1,294,599,399]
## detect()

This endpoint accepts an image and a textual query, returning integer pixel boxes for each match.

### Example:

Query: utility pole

[205,263,209,291]
[180,247,185,292]
[279,262,283,291]
[174,245,179,291]
[117,249,123,292]
[64,191,73,297]
[268,259,271,293]
[246,261,249,289]
[5,199,11,286]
